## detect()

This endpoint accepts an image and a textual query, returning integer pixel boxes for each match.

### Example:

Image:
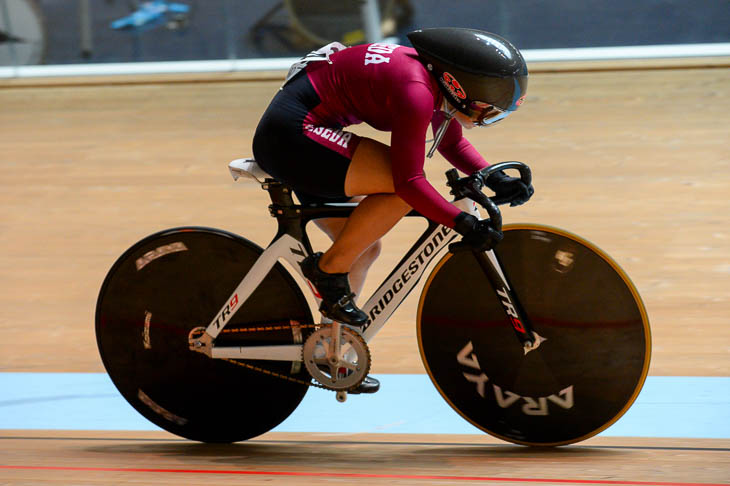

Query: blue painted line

[0,373,728,439]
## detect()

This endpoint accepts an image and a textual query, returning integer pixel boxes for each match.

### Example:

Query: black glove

[450,212,503,253]
[485,170,534,207]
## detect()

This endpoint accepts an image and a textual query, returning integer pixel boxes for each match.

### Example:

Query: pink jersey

[304,43,488,228]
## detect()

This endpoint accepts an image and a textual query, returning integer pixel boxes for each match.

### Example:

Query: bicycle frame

[194,159,537,362]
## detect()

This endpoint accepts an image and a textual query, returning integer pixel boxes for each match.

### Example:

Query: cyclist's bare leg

[310,212,381,299]
[318,138,411,275]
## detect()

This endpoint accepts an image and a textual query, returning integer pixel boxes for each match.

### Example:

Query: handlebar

[478,161,532,190]
[446,161,532,232]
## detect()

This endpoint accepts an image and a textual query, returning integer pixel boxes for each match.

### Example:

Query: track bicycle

[95,159,651,446]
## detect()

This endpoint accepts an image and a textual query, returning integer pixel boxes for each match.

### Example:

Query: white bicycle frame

[196,159,488,363]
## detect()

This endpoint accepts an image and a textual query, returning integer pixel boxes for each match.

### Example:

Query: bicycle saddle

[229,158,272,184]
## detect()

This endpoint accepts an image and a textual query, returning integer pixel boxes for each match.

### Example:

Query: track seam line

[1,436,729,452]
[251,440,730,452]
[0,465,726,485]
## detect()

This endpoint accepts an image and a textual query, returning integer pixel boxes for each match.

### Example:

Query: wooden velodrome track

[1,57,729,484]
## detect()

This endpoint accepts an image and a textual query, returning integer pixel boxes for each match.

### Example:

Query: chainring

[302,325,370,391]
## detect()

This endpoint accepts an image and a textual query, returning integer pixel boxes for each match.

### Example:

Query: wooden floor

[1,430,729,485]
[0,60,729,484]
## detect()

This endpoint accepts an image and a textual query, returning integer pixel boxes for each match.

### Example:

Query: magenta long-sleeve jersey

[305,43,488,228]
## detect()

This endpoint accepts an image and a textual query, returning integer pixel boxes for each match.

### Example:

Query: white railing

[1,43,728,79]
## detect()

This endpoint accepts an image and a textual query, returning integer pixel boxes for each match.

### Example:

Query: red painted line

[0,465,726,486]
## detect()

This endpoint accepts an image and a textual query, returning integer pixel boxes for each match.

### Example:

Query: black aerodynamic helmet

[408,27,528,126]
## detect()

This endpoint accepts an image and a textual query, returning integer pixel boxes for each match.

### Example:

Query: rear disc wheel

[96,227,314,442]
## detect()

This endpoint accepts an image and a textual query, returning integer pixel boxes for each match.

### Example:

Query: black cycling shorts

[253,70,360,204]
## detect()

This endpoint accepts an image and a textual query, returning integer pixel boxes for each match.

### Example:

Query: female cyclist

[253,27,533,334]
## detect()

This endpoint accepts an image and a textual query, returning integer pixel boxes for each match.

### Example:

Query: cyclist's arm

[389,83,462,228]
[432,110,488,174]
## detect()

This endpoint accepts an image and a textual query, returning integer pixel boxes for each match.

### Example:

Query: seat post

[262,179,315,254]
[262,179,295,208]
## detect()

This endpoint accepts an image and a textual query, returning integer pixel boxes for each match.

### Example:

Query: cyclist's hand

[485,170,534,207]
[451,213,503,253]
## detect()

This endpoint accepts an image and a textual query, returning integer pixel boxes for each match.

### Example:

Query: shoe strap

[334,292,357,309]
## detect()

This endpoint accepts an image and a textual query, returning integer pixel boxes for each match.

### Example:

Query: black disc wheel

[417,224,651,446]
[96,227,313,443]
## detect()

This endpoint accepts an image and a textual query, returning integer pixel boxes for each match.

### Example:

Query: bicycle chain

[216,322,334,391]
[218,324,317,334]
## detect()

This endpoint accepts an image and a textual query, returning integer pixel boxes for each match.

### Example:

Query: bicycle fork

[451,195,544,354]
[472,249,546,355]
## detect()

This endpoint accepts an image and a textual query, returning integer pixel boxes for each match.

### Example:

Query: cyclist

[253,27,533,337]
